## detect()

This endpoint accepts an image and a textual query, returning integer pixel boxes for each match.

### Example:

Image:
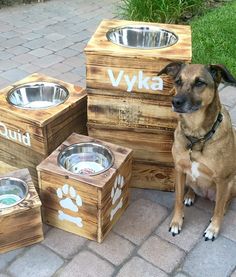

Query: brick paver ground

[0,1,236,276]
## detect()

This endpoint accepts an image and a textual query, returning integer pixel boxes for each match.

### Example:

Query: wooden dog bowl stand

[0,168,43,254]
[85,19,192,191]
[37,133,132,242]
[0,73,87,190]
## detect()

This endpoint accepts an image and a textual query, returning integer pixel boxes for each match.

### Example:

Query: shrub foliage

[0,0,38,7]
[118,0,206,23]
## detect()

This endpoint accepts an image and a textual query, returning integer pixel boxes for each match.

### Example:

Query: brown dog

[158,63,236,241]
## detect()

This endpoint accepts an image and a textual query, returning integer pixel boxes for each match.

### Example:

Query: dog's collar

[185,112,223,151]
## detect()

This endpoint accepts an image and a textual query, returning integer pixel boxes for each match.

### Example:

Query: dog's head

[158,63,236,114]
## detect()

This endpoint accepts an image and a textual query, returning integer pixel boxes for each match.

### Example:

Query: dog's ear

[158,62,184,78]
[208,64,236,86]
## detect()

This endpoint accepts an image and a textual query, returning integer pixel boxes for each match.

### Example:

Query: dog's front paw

[169,216,184,237]
[203,222,220,241]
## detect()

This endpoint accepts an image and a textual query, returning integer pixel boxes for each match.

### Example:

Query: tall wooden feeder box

[85,19,192,190]
[37,133,132,242]
[0,73,87,190]
[0,168,43,254]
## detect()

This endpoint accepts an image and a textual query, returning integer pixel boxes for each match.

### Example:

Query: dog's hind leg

[184,186,196,207]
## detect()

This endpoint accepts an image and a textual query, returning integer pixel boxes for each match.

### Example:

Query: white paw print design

[111,174,125,204]
[110,174,125,221]
[56,184,83,228]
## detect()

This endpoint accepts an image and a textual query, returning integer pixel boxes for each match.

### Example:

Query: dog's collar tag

[185,112,223,151]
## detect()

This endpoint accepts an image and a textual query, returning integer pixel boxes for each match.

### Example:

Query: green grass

[117,0,205,24]
[191,0,236,76]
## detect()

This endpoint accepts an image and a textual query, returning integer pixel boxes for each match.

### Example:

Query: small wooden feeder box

[37,133,132,242]
[0,168,43,254]
[85,19,192,191]
[0,73,87,190]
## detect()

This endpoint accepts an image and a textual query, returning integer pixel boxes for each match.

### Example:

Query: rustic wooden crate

[0,168,43,254]
[85,19,192,190]
[0,73,87,190]
[37,133,132,242]
[85,19,191,94]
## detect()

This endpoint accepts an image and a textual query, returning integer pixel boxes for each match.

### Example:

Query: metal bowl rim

[0,177,29,209]
[6,81,70,110]
[57,142,115,176]
[106,25,179,49]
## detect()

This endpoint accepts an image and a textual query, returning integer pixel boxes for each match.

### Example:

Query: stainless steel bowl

[106,26,178,49]
[58,143,114,176]
[7,82,69,109]
[0,177,28,209]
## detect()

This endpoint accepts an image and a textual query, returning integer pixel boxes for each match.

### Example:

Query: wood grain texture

[85,19,192,94]
[88,124,174,164]
[0,74,87,189]
[40,172,99,241]
[88,89,177,129]
[0,168,43,254]
[0,168,41,217]
[0,207,43,254]
[37,133,132,242]
[37,133,133,188]
[0,161,18,175]
[85,19,192,60]
[85,19,191,190]
[132,161,174,191]
[98,156,132,242]
[86,64,175,95]
[0,73,87,127]
[0,138,45,190]
[88,124,175,190]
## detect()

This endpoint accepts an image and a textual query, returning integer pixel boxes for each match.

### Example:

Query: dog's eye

[195,80,206,87]
[175,79,182,86]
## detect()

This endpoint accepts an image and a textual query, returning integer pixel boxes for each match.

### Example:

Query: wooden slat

[0,138,45,190]
[88,124,174,164]
[88,90,177,129]
[42,207,97,241]
[88,124,174,190]
[0,208,43,254]
[0,113,47,155]
[132,160,174,191]
[0,161,18,175]
[86,64,174,95]
[46,97,88,154]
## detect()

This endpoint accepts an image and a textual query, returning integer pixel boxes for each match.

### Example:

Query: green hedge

[0,0,41,7]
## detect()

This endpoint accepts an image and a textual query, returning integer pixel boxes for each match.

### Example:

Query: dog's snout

[172,95,187,108]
